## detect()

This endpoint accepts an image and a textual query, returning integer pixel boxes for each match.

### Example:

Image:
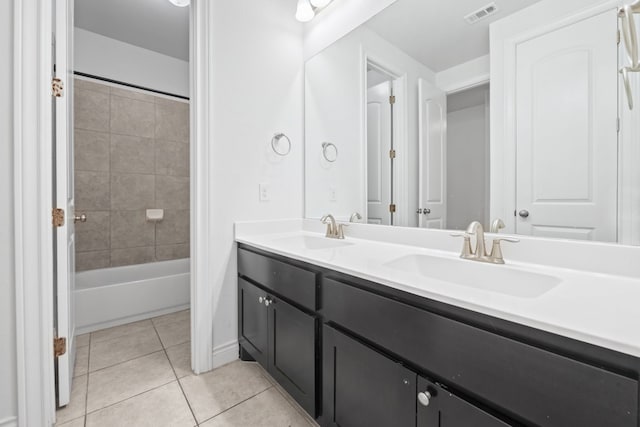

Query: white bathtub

[75,259,190,334]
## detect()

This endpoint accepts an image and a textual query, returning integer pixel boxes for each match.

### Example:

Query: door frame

[362,54,409,226]
[490,0,623,234]
[12,1,214,425]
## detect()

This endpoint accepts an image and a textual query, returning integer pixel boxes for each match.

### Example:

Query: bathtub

[75,259,190,334]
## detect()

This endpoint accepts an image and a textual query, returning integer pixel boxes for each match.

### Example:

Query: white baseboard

[0,416,17,427]
[212,340,239,369]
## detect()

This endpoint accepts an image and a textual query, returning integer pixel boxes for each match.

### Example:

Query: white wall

[209,0,304,364]
[305,25,435,224]
[0,1,17,425]
[304,0,397,59]
[436,54,490,93]
[75,28,189,97]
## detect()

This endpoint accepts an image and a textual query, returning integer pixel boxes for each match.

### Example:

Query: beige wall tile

[111,173,155,210]
[76,250,110,272]
[156,210,189,246]
[155,139,189,177]
[155,101,189,143]
[110,95,155,138]
[75,129,110,172]
[111,134,155,174]
[76,211,110,252]
[75,78,109,94]
[75,89,110,132]
[86,351,175,413]
[76,171,110,211]
[110,86,157,103]
[156,244,189,261]
[86,382,195,427]
[110,210,155,249]
[156,176,189,209]
[110,246,156,267]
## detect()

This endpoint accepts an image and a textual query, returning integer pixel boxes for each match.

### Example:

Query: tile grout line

[196,385,275,426]
[151,316,199,425]
[85,378,178,418]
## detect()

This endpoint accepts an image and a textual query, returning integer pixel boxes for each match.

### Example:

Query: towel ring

[322,142,338,162]
[271,133,292,156]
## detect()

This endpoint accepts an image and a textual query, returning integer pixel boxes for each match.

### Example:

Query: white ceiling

[366,0,543,72]
[75,0,189,61]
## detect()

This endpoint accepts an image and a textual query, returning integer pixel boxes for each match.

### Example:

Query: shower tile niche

[74,78,190,271]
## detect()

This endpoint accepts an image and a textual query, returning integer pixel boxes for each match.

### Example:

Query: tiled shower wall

[74,78,190,271]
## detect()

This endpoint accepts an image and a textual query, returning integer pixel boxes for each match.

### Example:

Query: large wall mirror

[305,0,640,245]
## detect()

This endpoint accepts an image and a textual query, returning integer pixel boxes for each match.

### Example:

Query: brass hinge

[389,95,396,104]
[389,204,396,213]
[52,77,64,97]
[389,149,396,159]
[52,208,65,227]
[54,337,67,357]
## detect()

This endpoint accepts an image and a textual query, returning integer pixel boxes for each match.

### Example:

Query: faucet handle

[489,237,519,264]
[451,232,473,258]
[337,223,349,239]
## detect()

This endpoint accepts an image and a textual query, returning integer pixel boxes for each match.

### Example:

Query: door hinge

[54,337,67,358]
[389,95,396,104]
[52,208,65,227]
[52,77,64,97]
[389,204,396,213]
[389,149,396,159]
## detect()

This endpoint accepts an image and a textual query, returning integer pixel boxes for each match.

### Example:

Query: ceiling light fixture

[168,0,190,7]
[296,0,315,22]
[296,0,334,23]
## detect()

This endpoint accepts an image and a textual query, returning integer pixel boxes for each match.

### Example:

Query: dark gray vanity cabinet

[238,248,319,417]
[237,244,640,427]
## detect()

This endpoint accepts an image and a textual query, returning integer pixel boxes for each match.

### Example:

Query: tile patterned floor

[56,310,318,427]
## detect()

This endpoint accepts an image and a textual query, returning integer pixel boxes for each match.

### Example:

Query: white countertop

[235,219,640,358]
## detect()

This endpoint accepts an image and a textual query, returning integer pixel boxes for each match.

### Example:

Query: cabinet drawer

[238,247,318,310]
[323,278,638,427]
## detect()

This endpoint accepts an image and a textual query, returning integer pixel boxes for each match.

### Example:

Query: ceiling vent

[464,2,499,24]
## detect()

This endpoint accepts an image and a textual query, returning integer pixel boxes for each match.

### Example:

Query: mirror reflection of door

[366,65,396,225]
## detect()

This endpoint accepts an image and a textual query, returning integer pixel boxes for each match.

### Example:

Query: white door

[54,0,76,407]
[515,10,618,241]
[367,81,392,225]
[418,78,447,229]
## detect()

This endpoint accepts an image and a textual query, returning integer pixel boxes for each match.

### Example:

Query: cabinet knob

[258,296,264,304]
[418,391,432,407]
[264,297,274,307]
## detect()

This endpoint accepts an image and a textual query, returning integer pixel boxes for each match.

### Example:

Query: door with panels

[515,10,618,241]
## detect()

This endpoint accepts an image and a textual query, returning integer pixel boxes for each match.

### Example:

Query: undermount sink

[273,235,354,250]
[384,254,561,298]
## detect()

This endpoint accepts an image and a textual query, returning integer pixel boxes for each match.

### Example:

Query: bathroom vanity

[236,223,640,427]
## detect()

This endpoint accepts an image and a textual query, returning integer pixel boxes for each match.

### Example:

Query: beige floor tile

[166,342,192,378]
[200,388,313,427]
[273,385,320,427]
[74,345,89,378]
[89,328,162,371]
[86,351,175,413]
[56,374,87,424]
[155,318,190,349]
[56,416,85,427]
[91,319,154,343]
[152,309,190,327]
[180,361,272,423]
[76,333,90,348]
[86,381,195,427]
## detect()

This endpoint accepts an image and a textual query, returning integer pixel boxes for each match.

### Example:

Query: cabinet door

[238,278,269,366]
[323,325,416,427]
[417,378,511,427]
[268,296,317,417]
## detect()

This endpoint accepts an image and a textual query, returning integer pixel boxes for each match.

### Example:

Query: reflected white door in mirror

[305,0,640,246]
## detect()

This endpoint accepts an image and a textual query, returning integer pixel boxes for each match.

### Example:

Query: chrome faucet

[349,212,362,223]
[453,221,519,264]
[321,214,347,239]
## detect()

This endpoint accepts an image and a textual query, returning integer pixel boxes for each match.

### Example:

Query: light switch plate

[259,183,270,201]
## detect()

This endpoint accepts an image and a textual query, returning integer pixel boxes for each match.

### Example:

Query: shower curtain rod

[73,71,190,101]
